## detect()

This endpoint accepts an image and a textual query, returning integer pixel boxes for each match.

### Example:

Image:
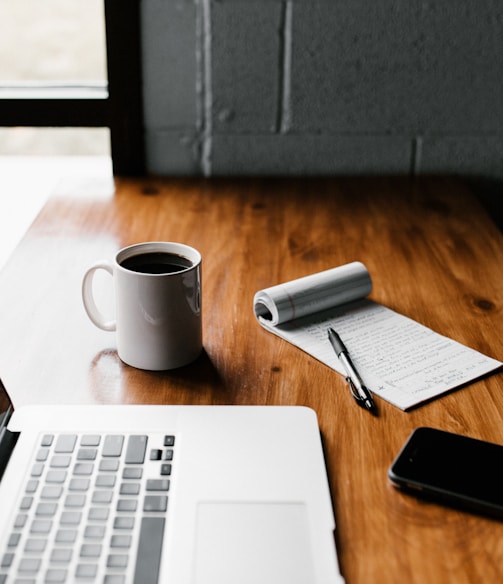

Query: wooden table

[0,175,502,583]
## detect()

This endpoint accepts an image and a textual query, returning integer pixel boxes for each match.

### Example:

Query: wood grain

[0,175,502,583]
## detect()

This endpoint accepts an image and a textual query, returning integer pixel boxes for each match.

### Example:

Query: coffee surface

[120,252,193,274]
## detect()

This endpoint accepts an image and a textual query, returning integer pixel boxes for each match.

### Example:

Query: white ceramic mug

[82,242,202,370]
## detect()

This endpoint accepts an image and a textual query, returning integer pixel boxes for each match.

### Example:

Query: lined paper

[254,263,501,410]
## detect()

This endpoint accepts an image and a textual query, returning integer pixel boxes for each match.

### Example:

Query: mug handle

[82,261,116,332]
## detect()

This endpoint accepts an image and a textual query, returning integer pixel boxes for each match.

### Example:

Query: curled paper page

[253,261,372,326]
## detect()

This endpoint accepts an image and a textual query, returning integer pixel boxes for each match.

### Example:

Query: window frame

[0,0,144,175]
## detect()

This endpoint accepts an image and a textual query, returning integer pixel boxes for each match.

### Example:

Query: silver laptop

[0,383,343,583]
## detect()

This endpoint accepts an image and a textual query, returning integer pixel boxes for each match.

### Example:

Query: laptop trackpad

[194,502,315,584]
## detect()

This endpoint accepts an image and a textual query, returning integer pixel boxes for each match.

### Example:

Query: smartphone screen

[388,427,503,518]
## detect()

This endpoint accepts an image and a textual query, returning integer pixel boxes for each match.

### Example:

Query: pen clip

[346,376,365,404]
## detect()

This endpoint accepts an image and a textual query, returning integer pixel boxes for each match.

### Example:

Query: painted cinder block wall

[141,0,503,178]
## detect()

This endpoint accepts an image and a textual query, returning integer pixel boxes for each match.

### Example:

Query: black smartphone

[388,427,503,519]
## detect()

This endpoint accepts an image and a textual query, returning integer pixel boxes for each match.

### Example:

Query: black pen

[328,328,376,413]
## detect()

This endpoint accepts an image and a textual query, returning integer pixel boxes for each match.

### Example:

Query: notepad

[253,262,502,411]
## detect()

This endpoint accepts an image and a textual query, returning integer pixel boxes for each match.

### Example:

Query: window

[0,0,144,175]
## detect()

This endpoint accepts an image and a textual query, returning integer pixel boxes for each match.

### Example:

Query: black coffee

[120,252,193,274]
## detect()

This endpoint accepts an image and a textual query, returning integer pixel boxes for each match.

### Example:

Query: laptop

[0,382,343,583]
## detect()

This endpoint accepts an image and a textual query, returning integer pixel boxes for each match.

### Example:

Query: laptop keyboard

[0,432,175,584]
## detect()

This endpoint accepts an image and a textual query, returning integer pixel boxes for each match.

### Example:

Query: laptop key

[35,503,57,517]
[143,495,168,512]
[119,483,140,496]
[113,516,135,530]
[80,543,102,558]
[95,474,116,488]
[36,448,49,462]
[107,553,128,568]
[81,434,101,447]
[55,529,77,543]
[122,467,142,480]
[31,463,44,477]
[73,463,94,476]
[46,470,67,483]
[68,478,90,491]
[77,448,97,461]
[76,563,98,578]
[24,538,47,553]
[14,514,28,528]
[25,479,40,493]
[92,490,113,504]
[99,459,120,472]
[20,496,34,510]
[146,479,169,491]
[125,435,148,464]
[64,494,86,508]
[163,435,175,447]
[18,557,41,572]
[102,435,124,457]
[117,500,137,513]
[149,449,162,461]
[41,486,63,499]
[1,553,14,568]
[45,567,68,582]
[111,535,131,548]
[50,455,71,468]
[41,434,54,447]
[133,516,165,584]
[50,548,72,563]
[84,525,106,539]
[59,511,82,526]
[88,508,109,521]
[54,434,77,453]
[30,519,52,534]
[7,533,21,547]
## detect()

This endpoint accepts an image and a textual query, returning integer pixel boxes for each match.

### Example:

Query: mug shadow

[88,347,227,404]
[154,348,226,391]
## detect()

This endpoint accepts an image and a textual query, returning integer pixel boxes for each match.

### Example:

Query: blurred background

[0,0,109,156]
[0,0,112,269]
